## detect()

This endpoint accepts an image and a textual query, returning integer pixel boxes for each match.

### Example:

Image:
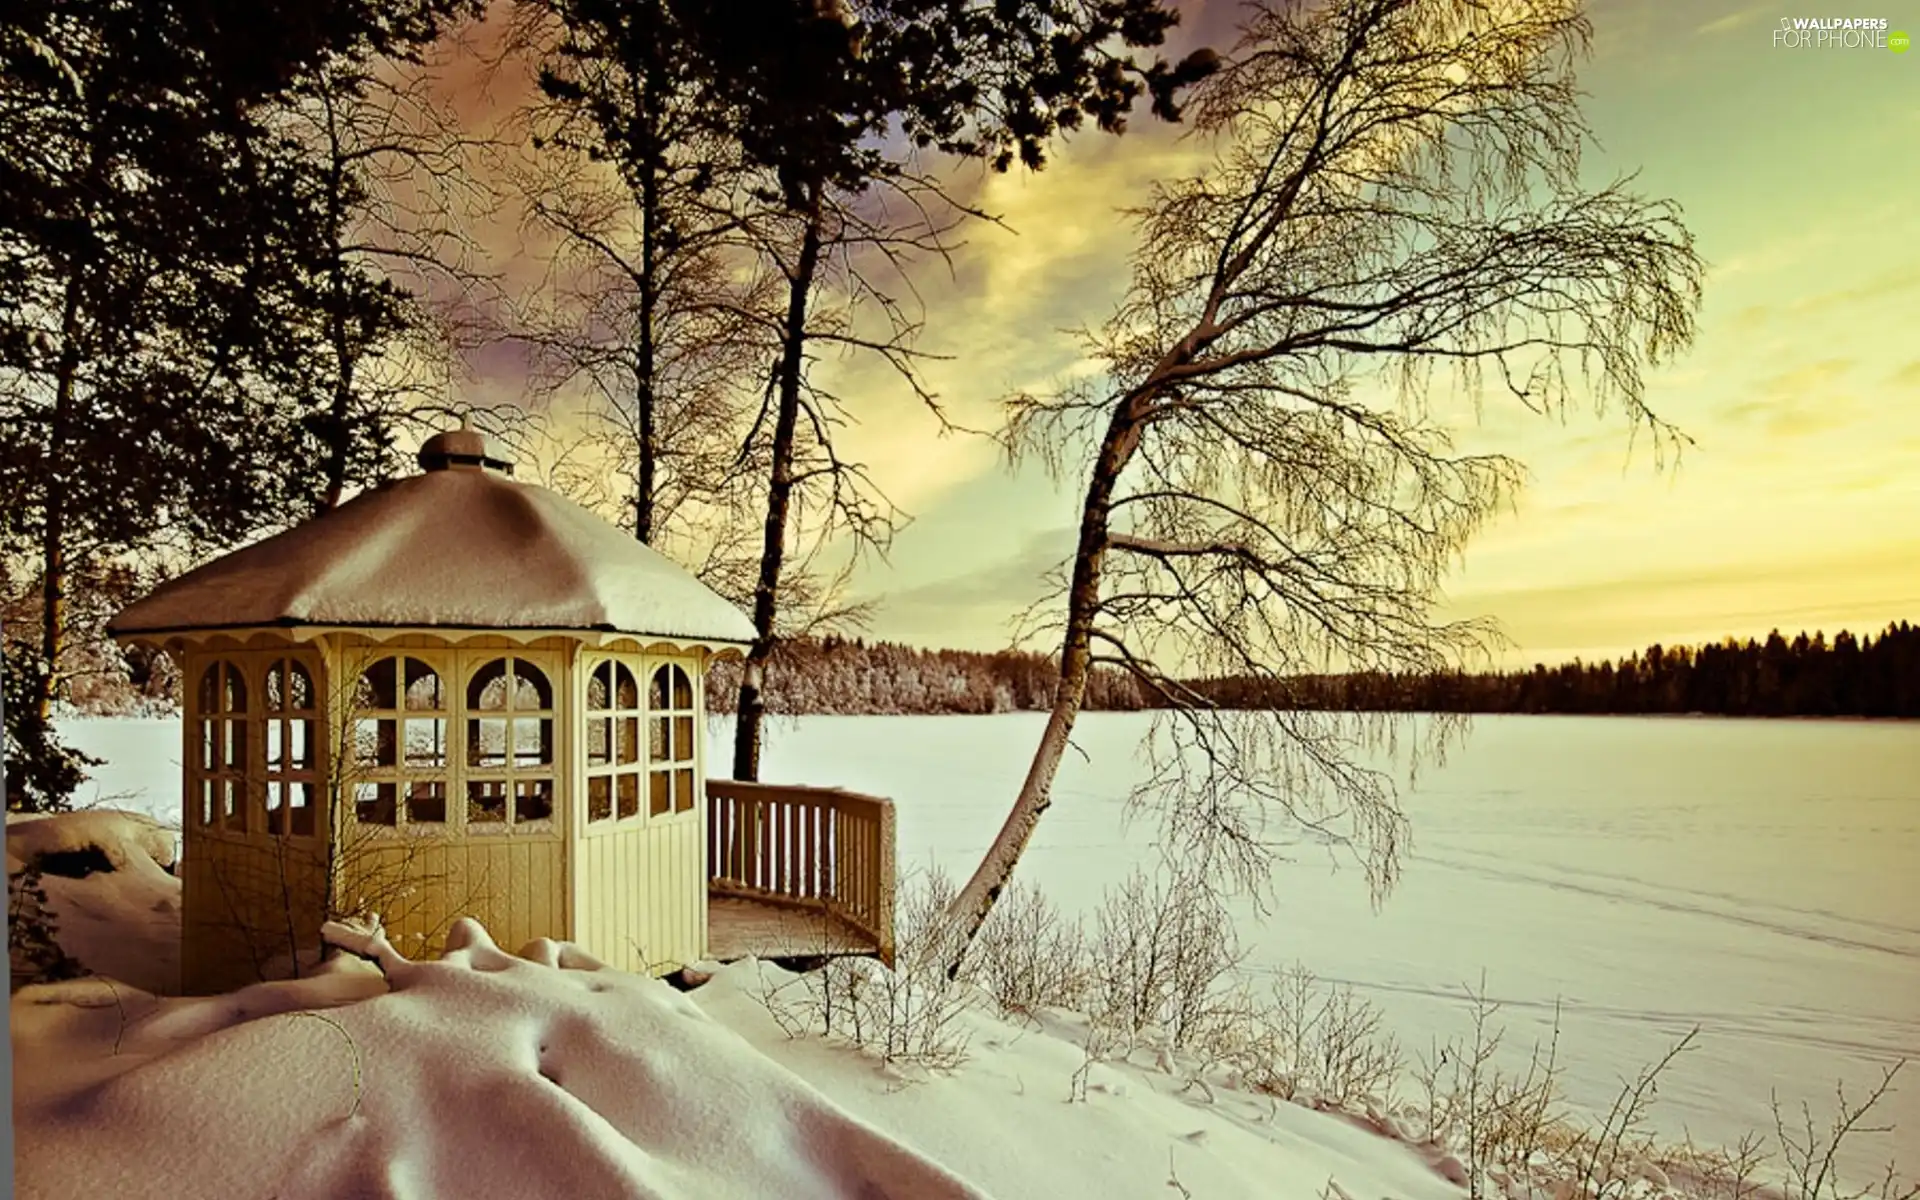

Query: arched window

[194,660,249,831]
[353,656,448,826]
[648,663,697,816]
[585,658,642,824]
[264,657,319,837]
[465,657,555,830]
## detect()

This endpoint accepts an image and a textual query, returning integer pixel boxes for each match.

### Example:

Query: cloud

[1725,268,1920,334]
[1443,540,1920,665]
[1715,358,1858,438]
[1890,360,1920,389]
[862,526,1078,648]
[1788,268,1920,318]
[802,120,1215,518]
[1695,6,1768,36]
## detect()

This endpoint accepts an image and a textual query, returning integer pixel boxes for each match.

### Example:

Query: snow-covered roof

[109,433,756,647]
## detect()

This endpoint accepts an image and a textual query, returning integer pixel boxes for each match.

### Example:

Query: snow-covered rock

[8,809,180,995]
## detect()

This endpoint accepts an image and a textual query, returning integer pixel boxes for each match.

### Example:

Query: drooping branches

[945,0,1705,968]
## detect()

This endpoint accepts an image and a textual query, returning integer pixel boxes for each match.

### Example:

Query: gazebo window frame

[583,654,646,828]
[344,648,563,838]
[263,655,321,838]
[190,658,252,833]
[463,654,558,834]
[350,653,453,831]
[184,649,326,841]
[646,659,700,819]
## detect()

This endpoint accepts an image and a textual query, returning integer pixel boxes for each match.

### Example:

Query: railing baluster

[851,812,863,922]
[852,810,863,918]
[776,800,790,896]
[750,794,761,889]
[865,817,876,923]
[801,802,816,899]
[730,794,741,885]
[757,794,771,891]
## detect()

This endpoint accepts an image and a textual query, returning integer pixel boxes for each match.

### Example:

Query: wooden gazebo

[109,426,894,994]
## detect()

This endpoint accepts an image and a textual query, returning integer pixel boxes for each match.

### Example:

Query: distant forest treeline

[706,622,1920,719]
[55,620,1919,720]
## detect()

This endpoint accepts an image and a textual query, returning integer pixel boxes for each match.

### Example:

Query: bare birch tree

[661,0,1213,782]
[723,171,978,777]
[262,37,509,513]
[510,0,779,558]
[943,0,1705,973]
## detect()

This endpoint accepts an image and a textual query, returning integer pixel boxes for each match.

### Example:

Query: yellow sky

[776,0,1920,667]
[441,1,1920,669]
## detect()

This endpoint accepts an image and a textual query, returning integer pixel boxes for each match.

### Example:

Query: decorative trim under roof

[110,623,749,657]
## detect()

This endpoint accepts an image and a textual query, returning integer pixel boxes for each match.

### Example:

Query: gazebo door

[573,651,706,974]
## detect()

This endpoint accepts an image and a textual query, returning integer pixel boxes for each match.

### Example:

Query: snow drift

[9,812,1469,1200]
[12,917,987,1200]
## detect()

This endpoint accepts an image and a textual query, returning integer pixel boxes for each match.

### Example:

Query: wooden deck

[704,779,897,966]
[706,895,878,961]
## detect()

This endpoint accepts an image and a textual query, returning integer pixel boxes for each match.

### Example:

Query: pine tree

[1,0,473,807]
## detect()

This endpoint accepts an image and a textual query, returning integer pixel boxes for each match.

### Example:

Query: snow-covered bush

[1381,979,1920,1200]
[759,867,974,1071]
[1085,860,1245,1051]
[1205,964,1404,1112]
[1769,1062,1918,1200]
[9,862,85,989]
[1409,980,1572,1200]
[964,880,1090,1018]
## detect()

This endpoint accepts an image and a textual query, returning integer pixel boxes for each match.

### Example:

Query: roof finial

[418,419,513,475]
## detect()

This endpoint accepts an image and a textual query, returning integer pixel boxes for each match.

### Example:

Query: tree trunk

[941,398,1147,977]
[320,332,354,512]
[36,513,65,727]
[319,94,352,513]
[36,281,85,726]
[633,11,664,544]
[634,115,659,543]
[731,185,824,782]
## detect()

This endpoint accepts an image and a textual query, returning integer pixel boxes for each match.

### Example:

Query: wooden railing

[705,779,896,967]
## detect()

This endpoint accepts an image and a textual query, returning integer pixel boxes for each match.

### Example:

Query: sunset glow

[451,0,1919,666]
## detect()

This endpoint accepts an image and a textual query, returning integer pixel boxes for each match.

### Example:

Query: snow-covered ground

[10,807,1469,1200]
[720,714,1920,1177]
[40,712,1920,1193]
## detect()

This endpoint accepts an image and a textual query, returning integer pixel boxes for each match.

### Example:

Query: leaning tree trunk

[940,396,1148,977]
[731,187,824,782]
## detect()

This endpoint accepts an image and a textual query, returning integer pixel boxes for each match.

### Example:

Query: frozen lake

[59,712,1920,1182]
